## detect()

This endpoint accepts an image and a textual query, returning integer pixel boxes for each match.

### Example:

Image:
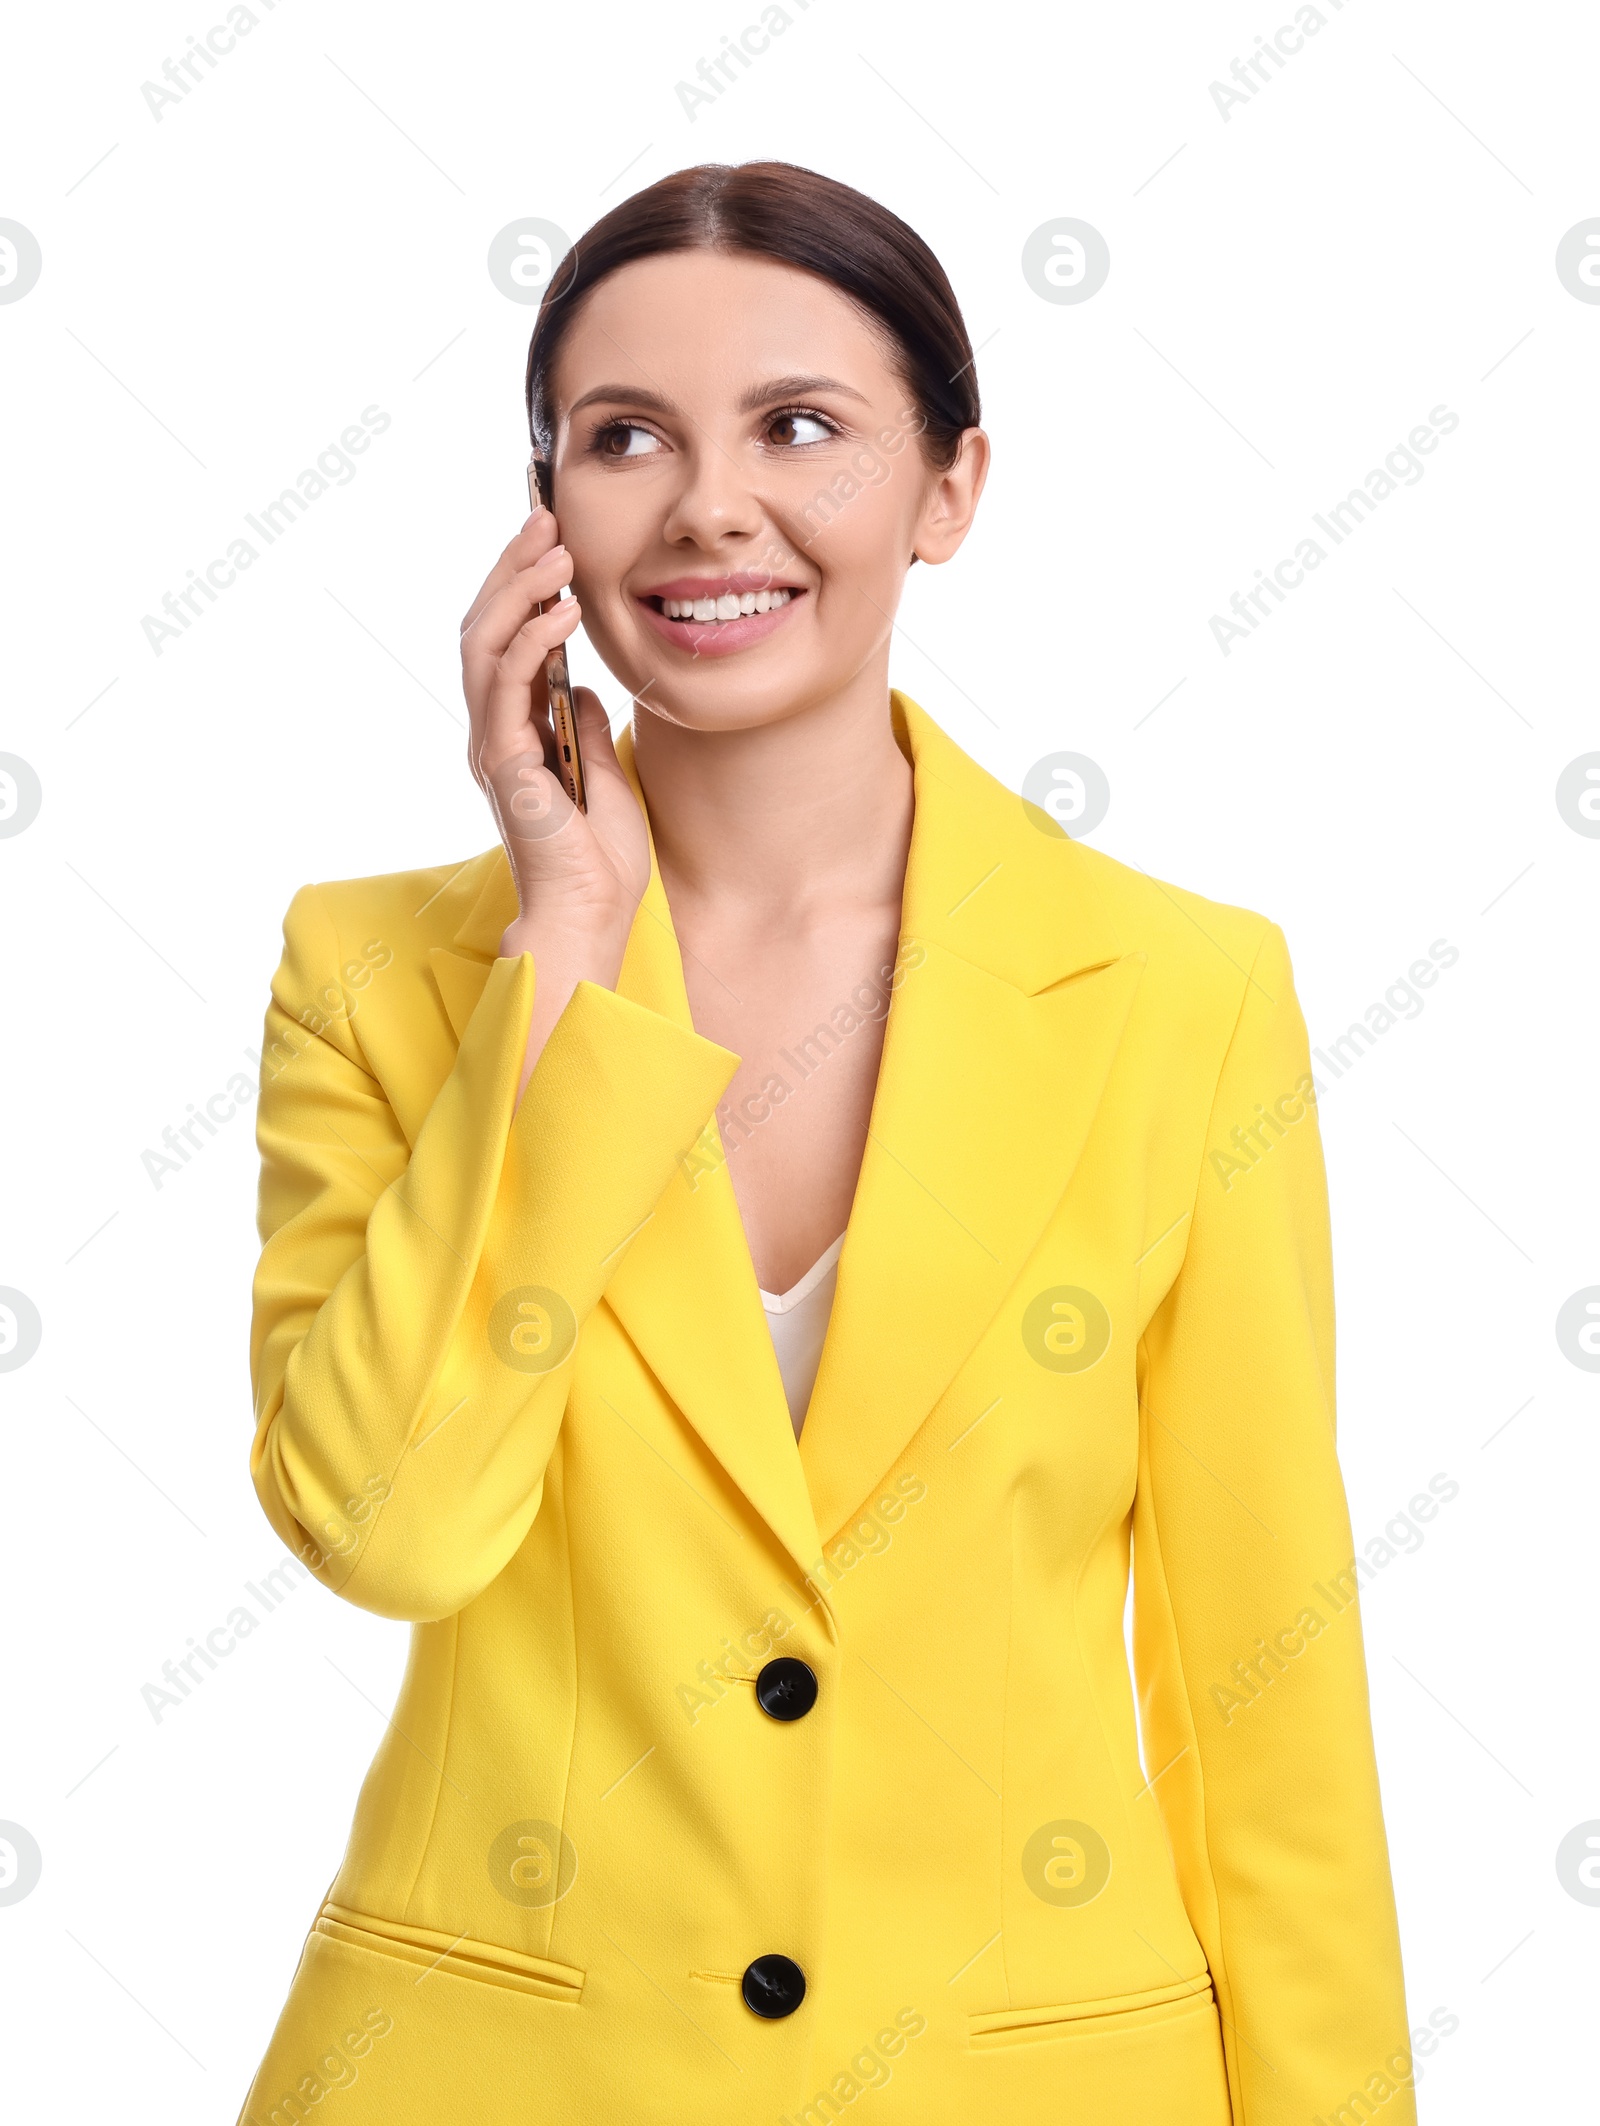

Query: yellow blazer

[240,692,1413,2126]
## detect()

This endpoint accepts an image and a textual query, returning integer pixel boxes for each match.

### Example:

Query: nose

[658,436,766,554]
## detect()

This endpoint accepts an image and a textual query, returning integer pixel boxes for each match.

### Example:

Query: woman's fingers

[462,543,574,672]
[481,597,582,771]
[461,544,577,783]
[459,518,649,950]
[459,509,562,636]
[567,689,653,905]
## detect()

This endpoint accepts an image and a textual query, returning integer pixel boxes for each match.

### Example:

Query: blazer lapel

[416,797,821,1582]
[596,732,824,1585]
[426,851,513,1042]
[412,694,1145,1581]
[795,694,1146,1544]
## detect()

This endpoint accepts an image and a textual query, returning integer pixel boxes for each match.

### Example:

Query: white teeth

[660,589,792,621]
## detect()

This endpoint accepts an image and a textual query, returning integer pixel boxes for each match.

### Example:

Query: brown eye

[767,410,832,447]
[595,422,659,460]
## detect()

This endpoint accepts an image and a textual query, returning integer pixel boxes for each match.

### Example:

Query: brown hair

[524,161,979,502]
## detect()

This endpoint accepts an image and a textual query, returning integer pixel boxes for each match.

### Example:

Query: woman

[240,163,1414,2126]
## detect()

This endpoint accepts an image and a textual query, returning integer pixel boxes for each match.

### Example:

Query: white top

[759,1234,846,1440]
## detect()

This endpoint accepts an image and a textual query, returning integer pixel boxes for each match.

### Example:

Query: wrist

[499,910,631,986]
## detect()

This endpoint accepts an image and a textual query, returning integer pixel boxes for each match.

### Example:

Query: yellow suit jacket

[240,692,1414,2126]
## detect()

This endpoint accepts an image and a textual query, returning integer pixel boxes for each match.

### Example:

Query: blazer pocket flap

[316,1901,584,2003]
[969,1971,1213,2047]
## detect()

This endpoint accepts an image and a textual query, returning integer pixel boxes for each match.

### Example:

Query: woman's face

[544,249,986,733]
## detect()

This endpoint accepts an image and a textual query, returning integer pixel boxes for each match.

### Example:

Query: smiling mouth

[635,579,807,656]
[644,587,800,623]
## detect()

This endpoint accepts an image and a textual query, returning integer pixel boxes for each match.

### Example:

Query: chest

[676,907,906,1291]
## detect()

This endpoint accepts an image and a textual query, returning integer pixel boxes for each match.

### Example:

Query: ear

[911,427,990,565]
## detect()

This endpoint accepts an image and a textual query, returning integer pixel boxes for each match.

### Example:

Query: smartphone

[526,453,587,814]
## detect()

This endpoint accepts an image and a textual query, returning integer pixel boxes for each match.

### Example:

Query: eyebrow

[738,373,871,411]
[565,373,872,421]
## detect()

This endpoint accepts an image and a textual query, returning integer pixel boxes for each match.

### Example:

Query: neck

[630,660,915,931]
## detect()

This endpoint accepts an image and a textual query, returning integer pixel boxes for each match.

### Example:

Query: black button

[755,1657,818,1722]
[741,1954,806,2019]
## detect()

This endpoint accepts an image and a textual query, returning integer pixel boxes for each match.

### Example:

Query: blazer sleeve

[1131,921,1415,2126]
[249,884,739,1623]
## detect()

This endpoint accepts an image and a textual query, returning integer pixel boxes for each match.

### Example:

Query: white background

[1,1,1595,2117]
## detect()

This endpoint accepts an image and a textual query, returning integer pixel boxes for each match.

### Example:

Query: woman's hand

[460,509,652,1089]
